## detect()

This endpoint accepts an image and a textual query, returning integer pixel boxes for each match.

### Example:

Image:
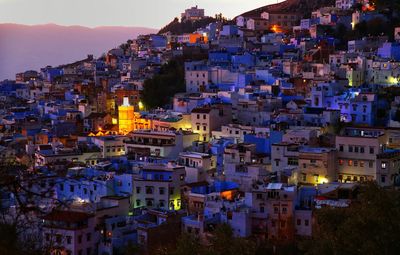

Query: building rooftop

[43,210,93,223]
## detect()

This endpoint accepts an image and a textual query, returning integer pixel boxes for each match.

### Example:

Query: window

[86,233,91,242]
[145,186,154,194]
[274,207,279,214]
[369,161,374,168]
[197,125,200,131]
[169,187,174,195]
[354,160,358,167]
[197,114,200,119]
[348,160,353,166]
[360,147,365,153]
[354,146,359,153]
[288,157,298,166]
[203,114,206,119]
[339,159,344,165]
[369,147,375,154]
[86,248,91,255]
[159,200,165,207]
[381,162,387,169]
[381,175,386,183]
[297,219,301,226]
[159,187,165,195]
[146,199,154,207]
[348,146,353,153]
[203,126,206,131]
[256,193,263,200]
[282,207,287,214]
[305,220,309,226]
[78,235,82,244]
[66,236,71,244]
[70,185,74,192]
[136,187,141,194]
[260,206,265,213]
[339,145,344,152]
[302,173,307,182]
[136,199,141,207]
[360,161,364,167]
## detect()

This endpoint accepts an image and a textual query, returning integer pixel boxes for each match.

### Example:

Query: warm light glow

[271,24,283,33]
[119,97,135,134]
[389,76,399,85]
[362,4,376,12]
[319,177,329,184]
[220,190,235,201]
[138,101,144,111]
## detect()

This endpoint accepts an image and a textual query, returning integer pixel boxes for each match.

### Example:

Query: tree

[141,59,185,109]
[300,183,400,255]
[159,224,259,255]
[120,240,141,255]
[171,233,204,255]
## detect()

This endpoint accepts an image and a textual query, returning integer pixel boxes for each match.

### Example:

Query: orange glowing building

[118,97,135,134]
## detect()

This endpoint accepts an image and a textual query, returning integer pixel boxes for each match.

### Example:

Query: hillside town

[1,0,400,254]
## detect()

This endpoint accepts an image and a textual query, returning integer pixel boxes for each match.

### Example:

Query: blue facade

[244,131,283,154]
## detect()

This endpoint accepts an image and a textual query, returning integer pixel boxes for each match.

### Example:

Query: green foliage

[171,233,205,255]
[0,223,43,255]
[159,224,259,255]
[158,17,216,35]
[141,59,185,109]
[300,183,400,255]
[120,240,140,255]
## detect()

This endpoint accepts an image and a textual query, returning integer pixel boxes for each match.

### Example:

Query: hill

[158,17,216,35]
[238,0,335,18]
[0,23,157,80]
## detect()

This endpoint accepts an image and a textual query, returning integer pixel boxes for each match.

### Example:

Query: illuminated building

[191,104,232,142]
[296,147,336,186]
[118,97,135,135]
[132,163,186,211]
[124,129,198,160]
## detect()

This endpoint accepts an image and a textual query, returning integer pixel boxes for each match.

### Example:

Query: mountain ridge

[238,0,335,18]
[0,23,157,80]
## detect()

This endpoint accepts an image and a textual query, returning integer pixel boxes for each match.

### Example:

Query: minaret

[118,96,135,134]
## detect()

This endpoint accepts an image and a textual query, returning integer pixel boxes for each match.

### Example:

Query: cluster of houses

[1,1,400,255]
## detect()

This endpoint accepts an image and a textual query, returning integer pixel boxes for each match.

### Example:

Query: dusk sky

[0,0,281,29]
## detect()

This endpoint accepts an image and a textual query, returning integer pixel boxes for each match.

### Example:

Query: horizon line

[0,22,159,30]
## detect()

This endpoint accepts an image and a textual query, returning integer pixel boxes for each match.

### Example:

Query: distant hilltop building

[181,5,205,21]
